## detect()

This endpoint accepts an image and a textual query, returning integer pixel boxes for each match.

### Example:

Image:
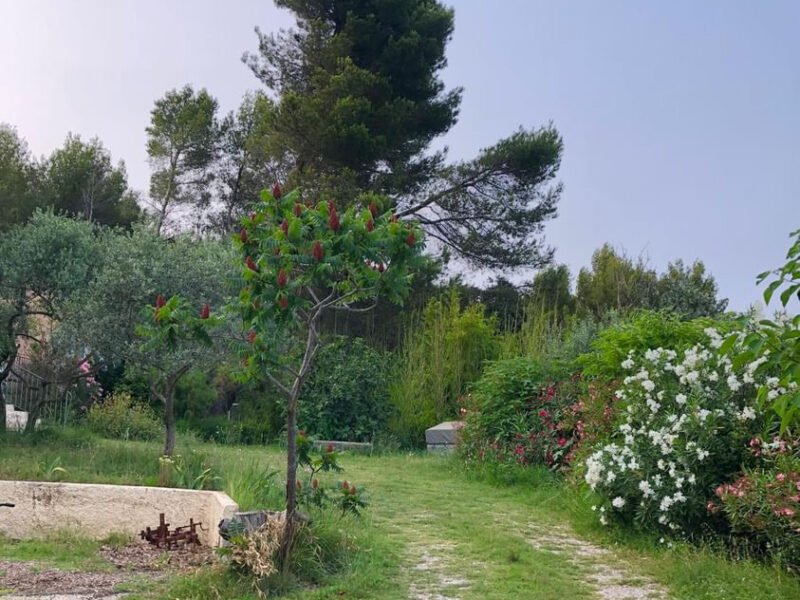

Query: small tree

[0,212,99,432]
[235,185,422,562]
[137,294,221,456]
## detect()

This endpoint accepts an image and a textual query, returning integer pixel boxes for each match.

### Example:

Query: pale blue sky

[1,1,797,311]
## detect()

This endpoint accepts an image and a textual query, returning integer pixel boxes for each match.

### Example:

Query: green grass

[0,531,114,570]
[2,429,799,599]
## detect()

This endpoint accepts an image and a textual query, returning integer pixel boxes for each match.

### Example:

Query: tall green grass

[388,289,499,447]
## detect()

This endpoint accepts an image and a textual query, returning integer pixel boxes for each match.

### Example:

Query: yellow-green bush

[87,391,161,441]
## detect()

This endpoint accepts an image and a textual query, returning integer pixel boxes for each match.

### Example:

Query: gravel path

[525,523,669,600]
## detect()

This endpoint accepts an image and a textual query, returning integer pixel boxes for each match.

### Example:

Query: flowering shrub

[715,443,800,571]
[584,329,767,533]
[724,229,800,432]
[459,357,580,470]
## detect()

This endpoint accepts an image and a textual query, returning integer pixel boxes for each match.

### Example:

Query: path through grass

[2,432,799,599]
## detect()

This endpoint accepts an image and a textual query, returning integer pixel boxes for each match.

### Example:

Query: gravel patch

[526,524,669,600]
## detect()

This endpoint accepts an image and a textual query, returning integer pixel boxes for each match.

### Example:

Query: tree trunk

[163,390,176,456]
[0,392,6,434]
[281,391,299,567]
[156,364,190,457]
[280,316,320,568]
[24,396,44,434]
[0,346,18,435]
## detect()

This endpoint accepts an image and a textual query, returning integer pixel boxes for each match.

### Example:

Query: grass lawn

[1,429,799,599]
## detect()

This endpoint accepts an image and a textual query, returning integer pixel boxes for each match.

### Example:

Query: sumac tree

[234,184,422,562]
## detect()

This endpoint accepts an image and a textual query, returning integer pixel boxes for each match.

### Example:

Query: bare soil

[0,541,216,599]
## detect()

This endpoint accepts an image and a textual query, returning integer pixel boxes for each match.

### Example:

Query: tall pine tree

[245,0,563,270]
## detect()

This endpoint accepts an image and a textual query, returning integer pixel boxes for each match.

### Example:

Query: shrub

[725,230,800,432]
[715,448,800,572]
[459,357,578,469]
[584,328,766,534]
[389,290,499,446]
[299,337,392,442]
[578,310,727,380]
[87,391,161,441]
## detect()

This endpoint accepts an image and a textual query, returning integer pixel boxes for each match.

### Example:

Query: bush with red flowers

[716,440,800,571]
[459,357,581,471]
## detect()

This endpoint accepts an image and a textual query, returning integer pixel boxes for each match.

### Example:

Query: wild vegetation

[0,0,797,597]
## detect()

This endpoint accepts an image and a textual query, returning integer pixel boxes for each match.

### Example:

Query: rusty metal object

[140,513,202,549]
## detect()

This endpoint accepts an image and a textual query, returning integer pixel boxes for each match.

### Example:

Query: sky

[1,0,798,311]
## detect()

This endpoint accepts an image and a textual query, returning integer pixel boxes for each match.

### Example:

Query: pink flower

[776,473,786,483]
[774,507,796,518]
[557,438,567,448]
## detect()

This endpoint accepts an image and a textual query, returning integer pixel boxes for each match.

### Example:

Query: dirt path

[524,523,669,600]
[357,455,669,600]
[401,521,668,600]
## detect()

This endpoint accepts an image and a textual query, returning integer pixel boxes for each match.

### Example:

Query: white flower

[697,449,709,461]
[621,358,635,370]
[688,473,696,484]
[675,393,687,406]
[707,371,719,382]
[767,389,780,401]
[659,496,673,512]
[612,496,626,509]
[585,454,604,490]
[673,491,686,503]
[727,375,741,392]
[698,409,711,423]
[738,406,757,421]
[599,514,608,526]
[606,470,617,484]
[642,379,656,392]
[639,480,654,498]
[767,377,780,388]
[684,371,700,384]
[645,349,661,362]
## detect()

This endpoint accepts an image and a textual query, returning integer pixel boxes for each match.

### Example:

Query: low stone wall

[0,480,238,546]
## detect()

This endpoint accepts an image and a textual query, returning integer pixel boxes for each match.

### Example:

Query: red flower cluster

[277,268,288,288]
[312,240,324,262]
[328,202,340,232]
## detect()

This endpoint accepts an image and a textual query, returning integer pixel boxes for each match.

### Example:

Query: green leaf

[719,334,738,355]
[779,283,799,307]
[763,279,782,305]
